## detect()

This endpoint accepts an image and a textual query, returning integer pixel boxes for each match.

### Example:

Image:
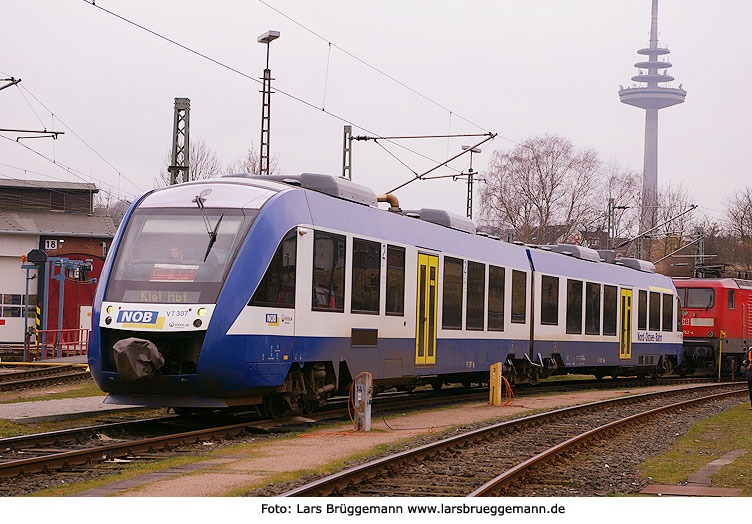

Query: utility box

[352,373,373,431]
[489,362,504,406]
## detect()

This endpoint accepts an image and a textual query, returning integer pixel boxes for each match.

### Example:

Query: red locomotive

[672,278,752,377]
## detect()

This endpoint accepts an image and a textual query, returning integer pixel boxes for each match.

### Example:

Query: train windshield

[685,287,714,309]
[106,208,254,304]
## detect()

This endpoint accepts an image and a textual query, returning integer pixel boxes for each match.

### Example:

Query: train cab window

[466,261,486,330]
[638,290,648,331]
[649,291,661,331]
[386,245,405,316]
[488,265,505,331]
[566,279,583,334]
[585,282,601,335]
[676,287,686,307]
[442,257,463,329]
[312,231,346,312]
[729,289,735,310]
[540,275,559,325]
[351,238,381,314]
[685,288,714,309]
[603,285,617,336]
[676,297,682,331]
[249,230,297,308]
[511,270,527,324]
[662,293,673,332]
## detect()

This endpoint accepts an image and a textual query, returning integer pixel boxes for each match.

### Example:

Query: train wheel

[262,396,284,419]
[461,379,472,389]
[431,378,443,391]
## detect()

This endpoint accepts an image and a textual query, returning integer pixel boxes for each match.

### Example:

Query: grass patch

[640,402,752,495]
[0,408,166,438]
[0,381,103,404]
[30,454,208,497]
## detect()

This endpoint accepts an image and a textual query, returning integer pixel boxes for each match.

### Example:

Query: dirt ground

[115,384,690,497]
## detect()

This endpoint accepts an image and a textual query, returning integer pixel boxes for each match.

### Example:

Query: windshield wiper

[192,192,223,261]
[203,213,223,262]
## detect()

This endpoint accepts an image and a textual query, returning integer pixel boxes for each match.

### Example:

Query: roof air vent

[614,258,656,273]
[404,208,476,234]
[548,244,600,263]
[234,173,378,206]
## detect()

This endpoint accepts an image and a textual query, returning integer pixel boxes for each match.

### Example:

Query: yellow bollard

[489,362,503,406]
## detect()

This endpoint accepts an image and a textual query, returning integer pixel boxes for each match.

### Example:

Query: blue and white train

[88,173,683,415]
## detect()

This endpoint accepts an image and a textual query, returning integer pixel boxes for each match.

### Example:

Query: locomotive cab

[674,278,751,376]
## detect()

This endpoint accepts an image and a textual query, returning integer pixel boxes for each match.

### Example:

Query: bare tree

[478,134,601,244]
[598,161,642,242]
[725,186,752,272]
[93,190,131,227]
[153,137,223,188]
[652,181,696,262]
[227,143,280,176]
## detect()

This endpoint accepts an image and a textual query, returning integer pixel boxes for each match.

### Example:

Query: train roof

[673,277,752,289]
[152,173,668,283]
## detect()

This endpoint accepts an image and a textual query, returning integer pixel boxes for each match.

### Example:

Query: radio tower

[619,0,686,237]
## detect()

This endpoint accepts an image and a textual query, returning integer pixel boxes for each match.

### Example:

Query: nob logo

[266,313,279,326]
[118,310,159,324]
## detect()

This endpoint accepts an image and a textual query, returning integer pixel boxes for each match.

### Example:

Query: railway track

[280,383,746,497]
[0,377,736,483]
[0,365,92,392]
[0,384,491,480]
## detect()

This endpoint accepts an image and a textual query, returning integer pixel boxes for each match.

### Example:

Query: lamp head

[257,30,280,44]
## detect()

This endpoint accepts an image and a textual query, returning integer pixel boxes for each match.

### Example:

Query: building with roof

[0,179,116,347]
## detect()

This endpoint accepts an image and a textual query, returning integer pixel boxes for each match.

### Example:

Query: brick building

[0,180,116,345]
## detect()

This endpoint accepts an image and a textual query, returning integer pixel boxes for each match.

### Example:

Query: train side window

[566,279,583,334]
[603,285,617,336]
[661,293,673,332]
[540,275,559,325]
[511,270,527,324]
[676,297,682,331]
[729,289,735,310]
[442,257,463,329]
[249,229,296,308]
[649,291,661,330]
[312,231,346,312]
[638,290,648,331]
[466,261,486,330]
[488,265,505,331]
[386,245,405,316]
[585,282,601,335]
[351,238,381,314]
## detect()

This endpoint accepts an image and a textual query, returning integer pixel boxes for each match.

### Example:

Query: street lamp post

[257,30,280,176]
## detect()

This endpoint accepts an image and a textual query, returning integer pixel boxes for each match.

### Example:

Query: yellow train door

[620,288,633,360]
[415,254,438,366]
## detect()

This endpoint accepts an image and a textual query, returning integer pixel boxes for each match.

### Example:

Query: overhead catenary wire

[15,83,144,194]
[256,0,490,133]
[80,1,501,182]
[0,135,139,200]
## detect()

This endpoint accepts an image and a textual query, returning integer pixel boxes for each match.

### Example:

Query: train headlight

[707,331,713,337]
[197,308,207,317]
[105,316,112,325]
[106,305,114,314]
[193,319,202,328]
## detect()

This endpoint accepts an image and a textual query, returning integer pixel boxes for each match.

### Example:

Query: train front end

[88,179,288,408]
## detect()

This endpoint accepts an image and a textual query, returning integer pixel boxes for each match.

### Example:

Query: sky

[2,0,751,222]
